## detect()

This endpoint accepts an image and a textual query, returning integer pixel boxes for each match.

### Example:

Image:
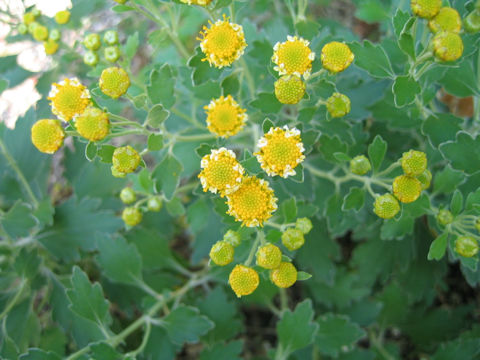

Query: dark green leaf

[440,132,480,174]
[147,134,164,151]
[1,201,37,238]
[392,75,421,107]
[450,189,463,215]
[250,93,282,114]
[428,233,448,261]
[152,154,184,201]
[162,306,214,345]
[349,41,394,79]
[147,104,170,128]
[147,65,176,108]
[342,187,365,212]
[367,135,387,172]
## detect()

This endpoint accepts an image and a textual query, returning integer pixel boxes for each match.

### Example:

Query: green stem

[368,330,395,360]
[0,139,39,207]
[244,232,262,266]
[108,113,144,128]
[239,57,255,99]
[0,279,28,321]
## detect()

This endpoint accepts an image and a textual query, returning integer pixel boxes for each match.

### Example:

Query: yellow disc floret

[48,78,91,122]
[374,194,400,219]
[321,42,354,73]
[270,262,297,288]
[44,40,59,55]
[204,95,247,138]
[198,147,244,197]
[393,175,422,204]
[256,243,282,269]
[433,31,464,62]
[226,176,278,227]
[31,119,65,154]
[112,145,141,176]
[209,240,234,266]
[411,0,442,19]
[228,264,259,297]
[74,107,110,142]
[428,7,462,33]
[198,15,247,68]
[274,75,306,104]
[401,150,427,176]
[254,126,305,178]
[54,10,71,25]
[99,67,131,99]
[272,36,315,78]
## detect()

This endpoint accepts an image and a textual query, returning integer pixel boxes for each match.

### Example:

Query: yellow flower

[455,236,479,258]
[326,92,351,118]
[401,150,427,176]
[112,145,141,176]
[198,147,244,197]
[393,175,422,204]
[254,126,305,178]
[99,67,131,99]
[270,262,297,288]
[31,119,65,154]
[226,176,278,227]
[55,10,71,25]
[198,15,247,68]
[433,31,463,62]
[411,0,441,19]
[209,240,234,266]
[48,78,91,122]
[321,41,354,73]
[373,194,400,219]
[204,95,247,138]
[228,264,259,297]
[33,25,48,41]
[180,0,212,5]
[75,107,110,142]
[428,7,461,33]
[256,243,282,269]
[122,207,142,227]
[272,36,315,78]
[274,75,306,104]
[23,12,36,25]
[44,40,59,55]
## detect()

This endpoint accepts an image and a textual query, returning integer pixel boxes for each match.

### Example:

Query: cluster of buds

[83,30,121,66]
[119,187,163,227]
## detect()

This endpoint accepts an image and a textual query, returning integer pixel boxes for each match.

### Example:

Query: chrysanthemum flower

[229,265,259,297]
[112,145,141,177]
[428,7,462,33]
[321,41,354,73]
[48,78,91,122]
[33,25,48,41]
[274,75,306,104]
[411,0,441,19]
[31,119,65,154]
[44,40,59,55]
[254,126,305,178]
[198,15,247,68]
[204,95,247,138]
[75,107,110,142]
[180,0,212,5]
[54,10,70,25]
[373,194,400,219]
[270,262,297,288]
[226,176,278,227]
[272,36,315,78]
[326,92,351,118]
[99,67,130,99]
[433,31,463,62]
[198,147,244,197]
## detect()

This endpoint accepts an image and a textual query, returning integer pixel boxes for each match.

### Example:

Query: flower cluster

[83,30,121,66]
[118,187,163,227]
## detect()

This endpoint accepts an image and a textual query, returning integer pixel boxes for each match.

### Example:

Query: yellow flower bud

[31,119,65,154]
[270,262,297,288]
[228,264,259,297]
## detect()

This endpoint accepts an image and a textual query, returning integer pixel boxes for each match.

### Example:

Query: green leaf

[428,233,448,261]
[200,340,243,360]
[162,306,214,345]
[188,47,222,85]
[342,187,365,212]
[14,248,41,279]
[262,118,274,134]
[0,78,8,94]
[195,144,213,158]
[316,313,365,357]
[422,114,463,148]
[147,104,170,128]
[367,135,387,172]
[276,300,319,357]
[381,215,415,240]
[392,75,421,107]
[193,80,221,100]
[90,342,123,360]
[355,0,388,23]
[433,166,465,194]
[439,60,480,97]
[333,152,351,162]
[152,154,184,201]
[221,73,240,95]
[97,145,116,163]
[440,132,480,175]
[297,271,312,281]
[450,189,463,215]
[349,41,394,79]
[147,65,176,108]
[112,5,134,12]
[96,234,142,286]
[85,142,97,161]
[66,267,111,327]
[18,349,61,360]
[123,32,139,60]
[281,198,297,223]
[250,93,282,114]
[392,10,416,59]
[147,134,164,151]
[1,201,37,238]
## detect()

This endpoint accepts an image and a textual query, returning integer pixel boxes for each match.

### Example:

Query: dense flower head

[49,29,61,41]
[229,264,259,297]
[104,46,121,62]
[44,40,59,55]
[417,169,432,190]
[33,25,48,41]
[428,7,461,33]
[350,155,371,175]
[120,187,136,204]
[103,30,119,45]
[270,262,297,288]
[401,150,427,176]
[437,209,453,226]
[274,75,306,104]
[204,95,247,138]
[455,236,479,258]
[411,0,442,19]
[31,119,65,154]
[374,194,400,219]
[99,67,130,99]
[326,92,351,118]
[122,207,142,227]
[84,51,99,67]
[112,145,141,176]
[180,0,213,5]
[23,12,36,25]
[256,243,282,269]
[393,175,422,204]
[198,15,247,68]
[281,228,305,251]
[433,31,463,62]
[272,36,315,78]
[226,176,278,227]
[321,42,354,73]
[147,197,163,212]
[55,10,70,25]
[198,147,244,197]
[74,107,110,142]
[254,126,305,178]
[84,33,101,50]
[296,217,313,234]
[48,78,91,122]
[209,240,235,266]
